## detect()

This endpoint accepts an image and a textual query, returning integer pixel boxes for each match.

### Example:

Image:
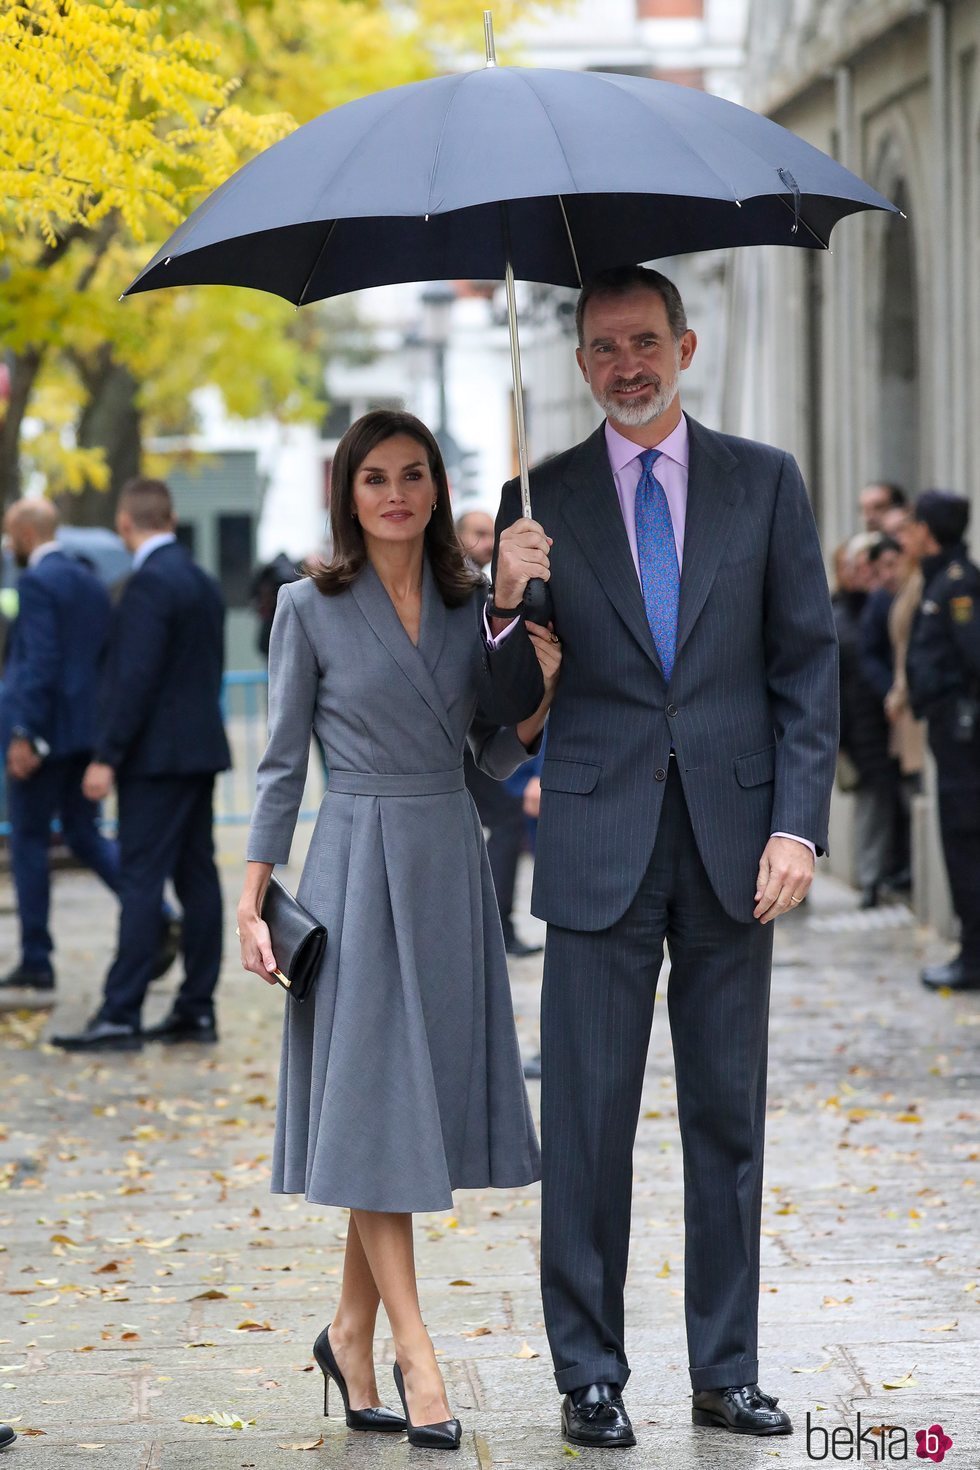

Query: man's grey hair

[575,266,688,347]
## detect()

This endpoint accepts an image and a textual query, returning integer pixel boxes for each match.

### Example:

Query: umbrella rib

[558,195,583,287]
[774,194,829,248]
[298,219,340,306]
[424,71,473,216]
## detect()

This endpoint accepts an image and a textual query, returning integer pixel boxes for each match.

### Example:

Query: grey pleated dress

[246,560,541,1213]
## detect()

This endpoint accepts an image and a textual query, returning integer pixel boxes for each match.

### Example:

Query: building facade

[723,0,980,927]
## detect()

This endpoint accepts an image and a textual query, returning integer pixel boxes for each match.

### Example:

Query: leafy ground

[1,835,978,1467]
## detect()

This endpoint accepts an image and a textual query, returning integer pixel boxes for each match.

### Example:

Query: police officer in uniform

[905,491,980,991]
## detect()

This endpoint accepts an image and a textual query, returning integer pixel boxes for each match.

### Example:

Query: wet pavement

[1,830,978,1467]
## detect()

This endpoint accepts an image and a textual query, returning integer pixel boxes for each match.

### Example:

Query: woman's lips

[381,510,413,520]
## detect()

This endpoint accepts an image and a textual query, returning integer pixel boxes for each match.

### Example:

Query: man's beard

[591,359,680,428]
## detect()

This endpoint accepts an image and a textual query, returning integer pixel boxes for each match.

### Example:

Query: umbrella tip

[483,10,497,67]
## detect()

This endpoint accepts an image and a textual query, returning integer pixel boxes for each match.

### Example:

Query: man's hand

[82,762,115,803]
[753,836,814,924]
[6,738,41,782]
[523,775,542,821]
[495,517,552,609]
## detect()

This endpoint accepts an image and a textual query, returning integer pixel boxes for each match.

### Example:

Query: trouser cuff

[690,1356,759,1392]
[554,1357,631,1395]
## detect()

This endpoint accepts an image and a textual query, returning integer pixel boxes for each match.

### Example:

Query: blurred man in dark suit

[1,499,118,990]
[52,479,231,1052]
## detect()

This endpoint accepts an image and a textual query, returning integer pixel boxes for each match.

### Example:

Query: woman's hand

[516,621,561,749]
[237,862,280,985]
[525,620,561,699]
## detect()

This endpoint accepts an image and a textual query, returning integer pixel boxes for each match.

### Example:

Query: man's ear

[575,346,589,384]
[680,330,697,372]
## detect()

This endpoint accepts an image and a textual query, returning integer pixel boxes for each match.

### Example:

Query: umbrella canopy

[125,64,898,307]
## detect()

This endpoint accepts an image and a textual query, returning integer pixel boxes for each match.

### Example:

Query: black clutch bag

[261,874,327,1002]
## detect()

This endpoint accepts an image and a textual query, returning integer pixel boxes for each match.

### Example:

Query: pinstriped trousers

[540,761,774,1395]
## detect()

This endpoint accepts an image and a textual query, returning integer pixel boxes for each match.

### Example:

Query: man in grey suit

[487,267,838,1448]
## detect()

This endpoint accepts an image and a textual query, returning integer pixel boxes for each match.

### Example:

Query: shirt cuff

[772,832,817,858]
[483,607,520,648]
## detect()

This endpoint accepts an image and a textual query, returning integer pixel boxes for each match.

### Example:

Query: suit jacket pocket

[733,744,776,787]
[540,757,601,794]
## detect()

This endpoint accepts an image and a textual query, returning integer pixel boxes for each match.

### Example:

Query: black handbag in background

[261,874,327,1002]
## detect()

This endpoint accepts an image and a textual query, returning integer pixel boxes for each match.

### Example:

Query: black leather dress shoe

[0,964,55,991]
[149,916,183,982]
[51,1018,143,1052]
[921,959,980,991]
[692,1384,792,1435]
[0,1422,16,1450]
[142,1009,218,1043]
[505,937,543,958]
[562,1383,636,1448]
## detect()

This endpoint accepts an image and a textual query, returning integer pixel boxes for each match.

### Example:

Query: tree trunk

[0,347,44,510]
[57,352,143,528]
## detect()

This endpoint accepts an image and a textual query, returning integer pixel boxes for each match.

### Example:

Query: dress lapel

[674,416,742,659]
[351,558,455,742]
[560,426,663,673]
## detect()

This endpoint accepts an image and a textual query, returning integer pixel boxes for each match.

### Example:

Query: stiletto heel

[312,1323,405,1433]
[392,1361,462,1451]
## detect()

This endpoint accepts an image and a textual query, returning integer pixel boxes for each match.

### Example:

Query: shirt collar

[132,531,177,571]
[27,540,61,568]
[604,412,690,476]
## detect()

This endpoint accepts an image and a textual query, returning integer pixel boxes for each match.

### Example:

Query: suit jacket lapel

[561,426,663,673]
[675,416,742,658]
[351,558,454,742]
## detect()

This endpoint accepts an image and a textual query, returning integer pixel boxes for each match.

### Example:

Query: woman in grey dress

[237,410,559,1449]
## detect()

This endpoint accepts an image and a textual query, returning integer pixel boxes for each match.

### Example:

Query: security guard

[906,490,980,991]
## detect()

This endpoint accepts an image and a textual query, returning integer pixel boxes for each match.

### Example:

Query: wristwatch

[486,588,523,620]
[10,726,51,759]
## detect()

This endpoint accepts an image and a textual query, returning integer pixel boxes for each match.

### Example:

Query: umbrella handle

[523,578,554,626]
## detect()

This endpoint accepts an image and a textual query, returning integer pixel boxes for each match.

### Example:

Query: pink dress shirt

[487,416,815,858]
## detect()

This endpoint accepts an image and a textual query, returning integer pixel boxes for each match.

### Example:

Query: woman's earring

[431,502,437,511]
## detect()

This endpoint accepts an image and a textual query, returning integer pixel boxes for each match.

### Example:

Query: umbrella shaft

[501,215,532,518]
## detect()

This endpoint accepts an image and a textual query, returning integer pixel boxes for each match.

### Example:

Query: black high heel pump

[312,1324,405,1433]
[392,1361,462,1450]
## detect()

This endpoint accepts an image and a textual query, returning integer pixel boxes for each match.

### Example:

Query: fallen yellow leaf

[277,1439,324,1451]
[515,1341,540,1359]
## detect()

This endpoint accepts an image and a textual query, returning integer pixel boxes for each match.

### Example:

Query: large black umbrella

[126,11,898,609]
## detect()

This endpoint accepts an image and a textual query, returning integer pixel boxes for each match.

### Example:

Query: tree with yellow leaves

[0,0,557,518]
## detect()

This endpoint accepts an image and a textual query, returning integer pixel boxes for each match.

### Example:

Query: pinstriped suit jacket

[491,414,839,930]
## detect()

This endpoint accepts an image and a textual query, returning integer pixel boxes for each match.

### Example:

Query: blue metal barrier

[0,670,325,839]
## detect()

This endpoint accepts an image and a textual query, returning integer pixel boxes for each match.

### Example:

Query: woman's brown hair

[311,410,484,607]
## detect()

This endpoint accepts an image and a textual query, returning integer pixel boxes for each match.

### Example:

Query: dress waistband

[327,768,465,797]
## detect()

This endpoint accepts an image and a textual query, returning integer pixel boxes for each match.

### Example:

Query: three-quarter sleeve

[246,585,321,865]
[467,716,541,781]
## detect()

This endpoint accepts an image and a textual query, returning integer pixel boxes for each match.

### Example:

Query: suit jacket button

[654,767,667,782]
[666,704,678,717]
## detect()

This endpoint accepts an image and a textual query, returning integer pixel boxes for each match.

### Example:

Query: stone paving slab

[1,833,978,1468]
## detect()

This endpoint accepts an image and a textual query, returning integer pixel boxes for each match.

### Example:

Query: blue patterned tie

[634,447,679,681]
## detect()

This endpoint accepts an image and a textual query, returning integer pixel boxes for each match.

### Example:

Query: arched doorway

[877,179,920,488]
